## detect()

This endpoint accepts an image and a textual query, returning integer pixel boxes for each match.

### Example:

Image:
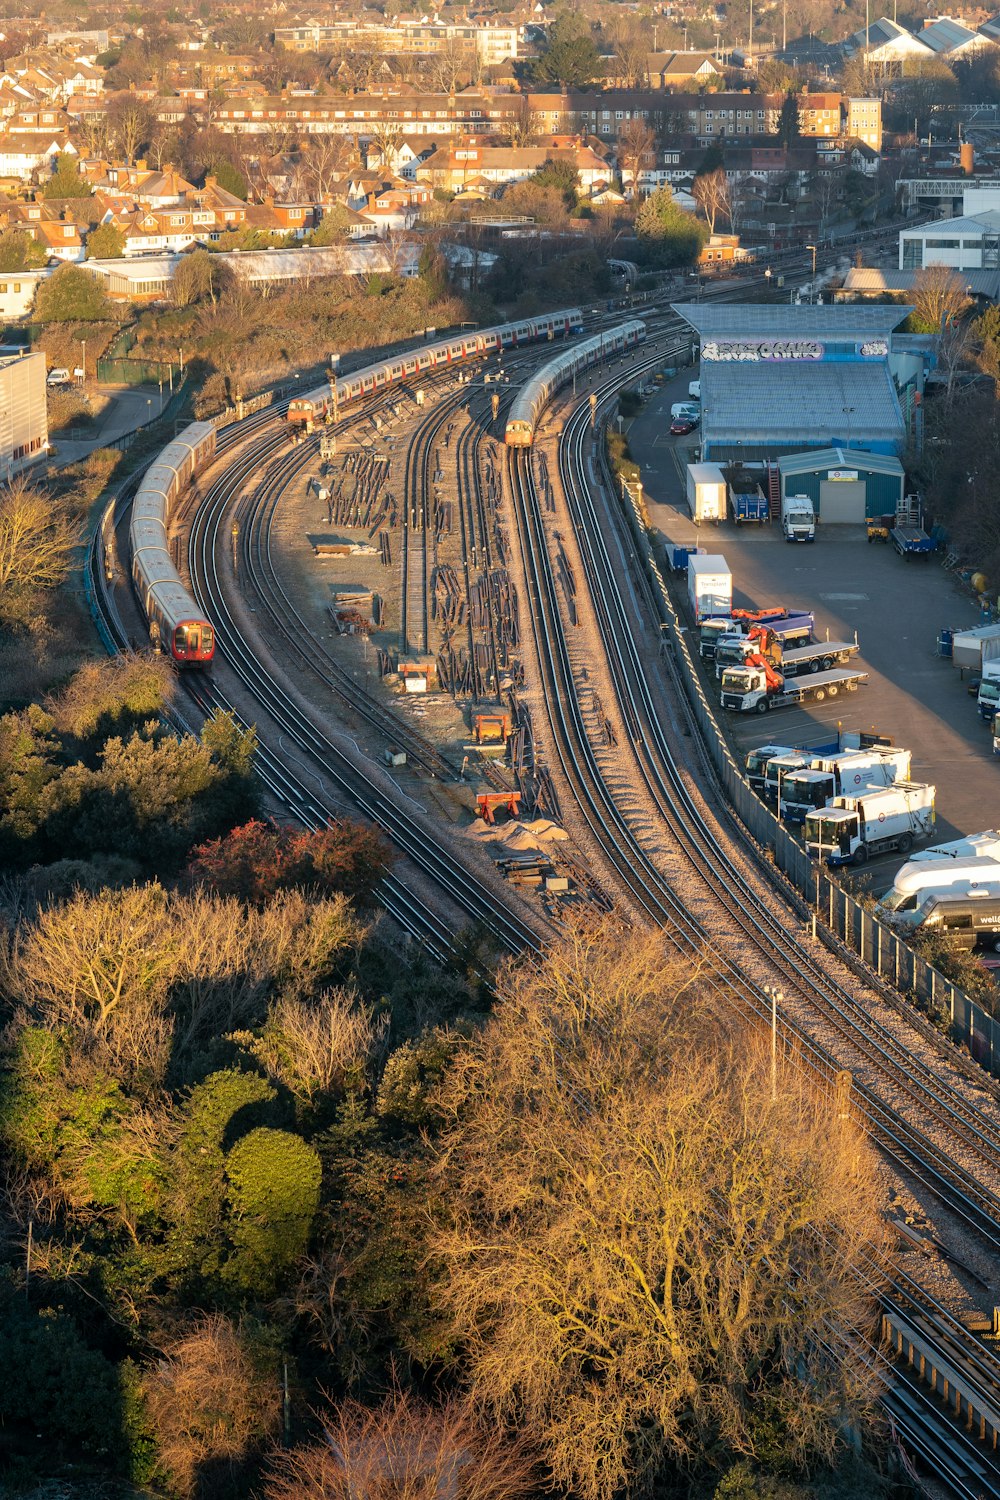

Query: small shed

[777,448,905,525]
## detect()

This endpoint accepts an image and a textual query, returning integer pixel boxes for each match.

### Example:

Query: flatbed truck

[721,658,868,714]
[714,630,859,680]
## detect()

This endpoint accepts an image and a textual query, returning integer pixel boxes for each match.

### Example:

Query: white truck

[720,659,867,714]
[781,493,816,542]
[778,747,912,824]
[688,554,731,624]
[713,630,859,681]
[951,623,1000,672]
[685,463,726,523]
[688,379,701,401]
[805,782,936,866]
[878,855,1000,919]
[977,659,1000,722]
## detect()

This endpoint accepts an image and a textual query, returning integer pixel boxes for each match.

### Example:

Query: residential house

[643,51,722,88]
[0,131,75,179]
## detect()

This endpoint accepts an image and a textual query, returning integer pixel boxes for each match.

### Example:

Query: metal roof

[701,361,905,448]
[920,17,979,51]
[777,446,904,477]
[841,267,1000,296]
[901,210,1000,235]
[671,303,912,339]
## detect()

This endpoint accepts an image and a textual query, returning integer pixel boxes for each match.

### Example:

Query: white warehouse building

[0,351,47,479]
[899,184,1000,274]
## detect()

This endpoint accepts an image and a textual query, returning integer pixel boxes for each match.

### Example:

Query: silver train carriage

[129,421,218,665]
[504,320,647,447]
[286,308,587,427]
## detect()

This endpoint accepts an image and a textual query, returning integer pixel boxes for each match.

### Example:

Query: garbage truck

[804,782,936,866]
[778,747,911,823]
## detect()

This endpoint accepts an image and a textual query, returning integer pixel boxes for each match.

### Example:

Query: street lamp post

[806,243,817,302]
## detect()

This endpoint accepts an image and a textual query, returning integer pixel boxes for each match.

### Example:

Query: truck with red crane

[699,607,814,660]
[714,625,860,680]
[720,653,869,714]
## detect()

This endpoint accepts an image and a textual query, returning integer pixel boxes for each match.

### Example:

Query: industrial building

[672,304,917,463]
[777,448,906,524]
[0,350,47,478]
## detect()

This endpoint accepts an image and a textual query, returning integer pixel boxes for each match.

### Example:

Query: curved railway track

[88,250,996,1491]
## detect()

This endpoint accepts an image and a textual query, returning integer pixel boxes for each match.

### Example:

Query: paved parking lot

[627,376,996,878]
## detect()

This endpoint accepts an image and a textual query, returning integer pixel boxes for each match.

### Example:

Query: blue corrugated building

[671,303,918,464]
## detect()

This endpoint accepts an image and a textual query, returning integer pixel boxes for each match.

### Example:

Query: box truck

[977,660,1000,721]
[685,463,726,523]
[744,729,892,794]
[687,555,731,623]
[951,624,1000,673]
[804,782,936,866]
[779,747,912,823]
[781,493,816,542]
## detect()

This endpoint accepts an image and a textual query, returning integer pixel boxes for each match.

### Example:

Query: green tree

[0,1287,123,1467]
[532,14,601,88]
[307,202,355,245]
[33,262,114,322]
[0,227,48,271]
[210,157,249,201]
[224,1127,322,1294]
[777,93,800,148]
[974,302,1000,381]
[86,221,127,259]
[531,156,579,209]
[42,150,91,199]
[634,186,708,266]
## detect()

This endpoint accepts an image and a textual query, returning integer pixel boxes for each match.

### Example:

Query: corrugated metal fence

[615,469,1000,1079]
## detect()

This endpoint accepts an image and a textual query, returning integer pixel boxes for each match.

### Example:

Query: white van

[688,380,701,401]
[671,401,700,421]
[877,855,1000,917]
[46,367,71,387]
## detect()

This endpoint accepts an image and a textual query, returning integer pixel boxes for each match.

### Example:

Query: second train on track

[505,320,647,447]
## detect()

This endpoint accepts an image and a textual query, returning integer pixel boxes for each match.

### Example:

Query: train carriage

[505,320,646,447]
[130,314,587,673]
[129,420,218,666]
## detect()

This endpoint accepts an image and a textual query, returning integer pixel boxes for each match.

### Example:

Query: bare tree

[692,165,732,234]
[107,91,155,165]
[264,1389,536,1500]
[143,1316,281,1499]
[913,263,973,333]
[302,133,357,198]
[230,988,387,1108]
[425,38,473,95]
[432,918,888,1500]
[0,477,81,603]
[616,117,655,198]
[609,16,648,88]
[368,122,405,176]
[503,95,542,149]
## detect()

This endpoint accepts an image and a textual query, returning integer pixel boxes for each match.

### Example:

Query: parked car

[670,415,698,435]
[46,367,71,387]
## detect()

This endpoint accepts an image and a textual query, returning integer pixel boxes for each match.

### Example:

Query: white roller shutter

[819,479,866,524]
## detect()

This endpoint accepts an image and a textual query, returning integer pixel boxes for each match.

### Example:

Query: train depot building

[671,305,920,478]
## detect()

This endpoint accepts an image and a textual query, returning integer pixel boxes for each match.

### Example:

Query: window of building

[925,237,960,249]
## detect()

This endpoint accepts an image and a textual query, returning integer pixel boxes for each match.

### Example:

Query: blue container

[938,627,954,658]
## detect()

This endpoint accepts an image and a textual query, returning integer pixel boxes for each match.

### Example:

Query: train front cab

[172,620,215,665]
[505,419,533,447]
